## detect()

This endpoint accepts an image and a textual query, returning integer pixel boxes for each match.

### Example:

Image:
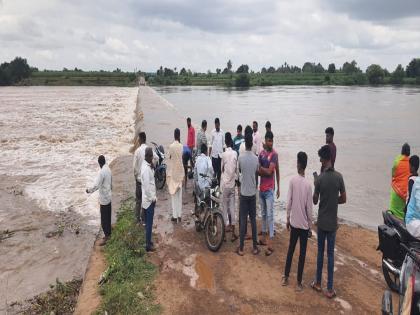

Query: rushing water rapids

[0,86,138,224]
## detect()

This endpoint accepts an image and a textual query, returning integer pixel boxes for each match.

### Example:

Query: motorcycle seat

[383,210,420,244]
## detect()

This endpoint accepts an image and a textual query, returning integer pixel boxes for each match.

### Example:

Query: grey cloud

[320,0,420,21]
[60,0,278,34]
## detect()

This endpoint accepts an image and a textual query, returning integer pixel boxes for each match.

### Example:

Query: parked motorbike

[378,210,420,292]
[192,173,225,252]
[381,242,420,315]
[151,142,166,190]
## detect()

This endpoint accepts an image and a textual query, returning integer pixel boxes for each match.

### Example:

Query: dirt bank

[0,175,96,314]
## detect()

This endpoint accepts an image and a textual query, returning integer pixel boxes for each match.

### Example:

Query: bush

[366,64,384,84]
[235,73,250,87]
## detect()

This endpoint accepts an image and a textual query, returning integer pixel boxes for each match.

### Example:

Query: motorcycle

[192,173,225,252]
[378,210,420,292]
[381,242,420,315]
[151,142,166,190]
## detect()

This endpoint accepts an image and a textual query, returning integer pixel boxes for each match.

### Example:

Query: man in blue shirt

[406,177,420,239]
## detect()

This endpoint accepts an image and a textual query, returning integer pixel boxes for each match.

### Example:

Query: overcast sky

[1,0,419,72]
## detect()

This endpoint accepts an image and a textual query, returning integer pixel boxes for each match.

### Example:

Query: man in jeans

[258,131,279,256]
[132,132,157,225]
[141,147,157,252]
[86,155,112,246]
[237,132,259,256]
[282,152,313,291]
[311,145,346,298]
[210,118,224,183]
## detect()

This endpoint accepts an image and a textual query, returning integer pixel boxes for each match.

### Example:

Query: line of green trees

[150,58,420,86]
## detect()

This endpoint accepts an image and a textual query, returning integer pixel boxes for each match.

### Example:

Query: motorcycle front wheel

[204,211,225,252]
[382,257,400,292]
[155,167,166,190]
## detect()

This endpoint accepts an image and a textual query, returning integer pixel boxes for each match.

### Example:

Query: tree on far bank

[267,66,276,73]
[227,60,232,72]
[314,63,325,73]
[236,64,249,74]
[180,68,187,76]
[342,60,360,75]
[328,63,336,73]
[406,58,420,77]
[391,64,405,84]
[302,62,315,73]
[366,64,384,84]
[0,57,32,85]
[216,68,221,75]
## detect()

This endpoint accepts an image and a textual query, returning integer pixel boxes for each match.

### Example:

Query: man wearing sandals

[237,131,259,256]
[282,152,313,291]
[311,145,346,298]
[257,131,279,256]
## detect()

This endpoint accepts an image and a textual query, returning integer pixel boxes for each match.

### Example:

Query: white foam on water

[0,86,138,225]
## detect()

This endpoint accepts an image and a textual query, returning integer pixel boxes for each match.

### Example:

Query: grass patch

[95,198,160,315]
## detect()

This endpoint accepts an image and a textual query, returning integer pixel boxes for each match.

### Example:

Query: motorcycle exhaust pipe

[383,259,401,276]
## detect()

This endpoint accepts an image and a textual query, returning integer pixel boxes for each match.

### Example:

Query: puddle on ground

[162,253,215,292]
[195,255,215,291]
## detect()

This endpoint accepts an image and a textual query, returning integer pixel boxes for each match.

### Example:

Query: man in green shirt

[311,145,346,299]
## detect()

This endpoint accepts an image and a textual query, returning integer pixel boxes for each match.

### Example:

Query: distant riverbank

[146,72,420,87]
[11,71,420,88]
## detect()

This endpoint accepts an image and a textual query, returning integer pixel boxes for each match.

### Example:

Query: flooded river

[155,85,420,228]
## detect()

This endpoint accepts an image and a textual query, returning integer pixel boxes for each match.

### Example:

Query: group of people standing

[87,117,349,297]
[389,143,420,238]
[177,118,346,297]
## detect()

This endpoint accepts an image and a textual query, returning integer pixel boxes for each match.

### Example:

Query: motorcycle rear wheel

[205,211,225,252]
[382,258,400,292]
[155,168,166,190]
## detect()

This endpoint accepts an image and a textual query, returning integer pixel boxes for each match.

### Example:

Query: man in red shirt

[258,131,279,256]
[187,117,195,151]
[185,118,195,187]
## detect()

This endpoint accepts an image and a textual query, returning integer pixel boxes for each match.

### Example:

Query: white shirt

[211,129,225,158]
[141,160,156,209]
[133,143,158,183]
[195,153,214,190]
[87,164,112,205]
[221,147,238,190]
[253,131,263,156]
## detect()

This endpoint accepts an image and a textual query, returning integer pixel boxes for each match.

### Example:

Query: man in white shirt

[133,132,158,225]
[252,121,263,156]
[210,117,224,183]
[221,132,238,241]
[167,128,184,223]
[141,147,157,252]
[195,144,214,191]
[86,155,112,246]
